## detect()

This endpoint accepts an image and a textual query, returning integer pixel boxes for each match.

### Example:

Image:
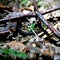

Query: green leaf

[28,23,36,32]
[16,51,28,59]
[20,0,28,5]
[42,24,47,29]
[0,48,28,59]
[1,48,9,54]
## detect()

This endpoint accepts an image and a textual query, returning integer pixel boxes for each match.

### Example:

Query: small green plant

[42,24,47,29]
[0,48,28,59]
[28,23,36,32]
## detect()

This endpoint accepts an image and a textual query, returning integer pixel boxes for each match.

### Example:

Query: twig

[33,0,60,38]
